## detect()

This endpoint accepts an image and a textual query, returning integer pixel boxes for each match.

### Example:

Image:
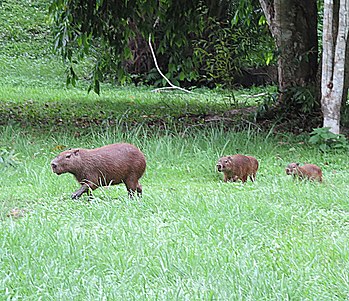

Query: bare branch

[148,34,192,93]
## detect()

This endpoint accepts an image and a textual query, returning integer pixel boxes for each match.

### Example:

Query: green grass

[1,0,349,299]
[1,125,349,300]
[0,0,51,58]
[0,41,271,131]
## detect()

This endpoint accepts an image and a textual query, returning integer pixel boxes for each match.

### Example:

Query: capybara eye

[224,160,228,163]
[66,154,71,159]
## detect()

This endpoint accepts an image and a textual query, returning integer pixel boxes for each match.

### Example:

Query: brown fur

[285,163,322,182]
[51,143,146,199]
[216,154,259,183]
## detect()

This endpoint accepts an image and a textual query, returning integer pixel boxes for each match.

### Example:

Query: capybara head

[285,162,299,175]
[216,156,233,172]
[51,148,82,175]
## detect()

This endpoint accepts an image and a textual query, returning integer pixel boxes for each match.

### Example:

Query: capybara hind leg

[249,173,256,182]
[241,175,248,183]
[71,184,90,199]
[136,183,142,197]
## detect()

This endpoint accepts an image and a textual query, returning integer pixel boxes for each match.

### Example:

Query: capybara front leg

[232,175,239,182]
[125,178,138,198]
[71,184,90,199]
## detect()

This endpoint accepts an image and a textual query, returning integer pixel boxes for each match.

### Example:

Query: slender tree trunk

[259,0,318,107]
[321,0,349,134]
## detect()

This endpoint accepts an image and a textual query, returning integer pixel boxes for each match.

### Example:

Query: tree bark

[321,0,349,134]
[259,0,318,107]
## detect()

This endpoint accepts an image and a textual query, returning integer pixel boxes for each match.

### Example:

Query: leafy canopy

[49,0,272,93]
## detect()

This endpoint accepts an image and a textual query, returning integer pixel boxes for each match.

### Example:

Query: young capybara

[285,163,322,182]
[246,155,259,182]
[51,143,146,199]
[216,154,259,183]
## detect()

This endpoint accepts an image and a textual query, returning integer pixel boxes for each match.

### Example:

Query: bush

[309,127,349,152]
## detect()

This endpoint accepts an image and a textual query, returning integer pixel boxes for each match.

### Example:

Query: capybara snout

[51,143,146,199]
[216,157,230,172]
[51,148,81,176]
[285,162,298,175]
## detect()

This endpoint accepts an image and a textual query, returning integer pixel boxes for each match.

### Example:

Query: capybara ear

[296,162,300,166]
[73,149,80,156]
[227,156,232,161]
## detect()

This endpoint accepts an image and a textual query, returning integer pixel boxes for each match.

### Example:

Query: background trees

[49,0,349,132]
[321,0,349,134]
[258,0,319,110]
[49,0,274,92]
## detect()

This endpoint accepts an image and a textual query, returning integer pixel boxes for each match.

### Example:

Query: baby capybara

[51,143,146,199]
[285,163,322,182]
[217,154,259,183]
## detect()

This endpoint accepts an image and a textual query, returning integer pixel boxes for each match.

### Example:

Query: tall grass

[1,1,348,299]
[1,125,348,300]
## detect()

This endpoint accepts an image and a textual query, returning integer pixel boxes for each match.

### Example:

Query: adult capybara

[285,163,322,182]
[51,143,146,199]
[216,154,259,183]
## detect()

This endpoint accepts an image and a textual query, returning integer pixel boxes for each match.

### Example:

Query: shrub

[309,127,349,152]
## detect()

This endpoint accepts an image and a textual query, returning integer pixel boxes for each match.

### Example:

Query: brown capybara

[216,154,259,183]
[51,143,146,199]
[285,163,322,182]
[246,155,259,182]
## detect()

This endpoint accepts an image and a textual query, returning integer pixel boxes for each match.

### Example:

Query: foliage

[231,0,276,67]
[287,86,320,113]
[273,85,321,115]
[309,127,349,151]
[48,0,202,93]
[48,0,274,92]
[254,89,278,117]
[341,102,349,128]
[194,15,275,89]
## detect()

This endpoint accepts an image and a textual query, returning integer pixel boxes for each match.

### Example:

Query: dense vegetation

[0,0,277,131]
[49,0,275,92]
[0,1,348,300]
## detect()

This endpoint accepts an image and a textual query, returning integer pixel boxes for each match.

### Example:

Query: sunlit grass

[1,1,348,299]
[0,125,348,299]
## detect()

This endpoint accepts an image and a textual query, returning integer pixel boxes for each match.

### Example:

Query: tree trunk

[259,0,318,108]
[321,0,349,134]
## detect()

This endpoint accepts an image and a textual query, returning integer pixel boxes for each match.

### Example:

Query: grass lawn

[1,0,349,299]
[1,125,349,300]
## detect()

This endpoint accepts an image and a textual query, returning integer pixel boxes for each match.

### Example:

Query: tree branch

[148,33,192,93]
